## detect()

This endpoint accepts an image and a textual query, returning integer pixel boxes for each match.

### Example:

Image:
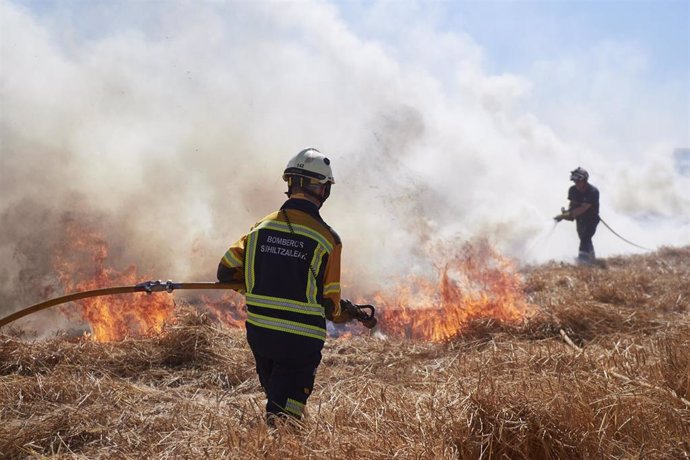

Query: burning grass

[1,246,689,459]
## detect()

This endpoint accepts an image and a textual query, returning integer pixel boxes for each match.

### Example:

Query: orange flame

[53,219,175,342]
[192,291,247,328]
[50,219,530,343]
[371,240,534,342]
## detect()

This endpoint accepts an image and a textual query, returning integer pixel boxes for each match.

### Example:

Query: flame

[192,291,247,328]
[371,240,535,342]
[52,219,175,342]
[49,218,530,343]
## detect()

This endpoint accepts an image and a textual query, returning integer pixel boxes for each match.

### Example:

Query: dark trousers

[576,218,599,260]
[246,323,322,420]
[251,351,320,419]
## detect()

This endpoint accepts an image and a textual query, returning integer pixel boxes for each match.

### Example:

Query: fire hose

[0,280,377,330]
[555,215,651,251]
[598,217,651,251]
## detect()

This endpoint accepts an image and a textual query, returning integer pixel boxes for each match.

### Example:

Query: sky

[1,0,689,313]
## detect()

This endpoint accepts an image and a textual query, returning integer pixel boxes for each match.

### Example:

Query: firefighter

[217,148,354,424]
[554,167,600,264]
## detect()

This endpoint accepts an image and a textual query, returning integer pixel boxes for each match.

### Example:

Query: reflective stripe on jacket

[219,198,344,342]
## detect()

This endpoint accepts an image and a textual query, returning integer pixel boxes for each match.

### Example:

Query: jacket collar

[281,198,321,219]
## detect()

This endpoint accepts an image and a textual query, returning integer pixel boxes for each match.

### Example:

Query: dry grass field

[1,246,689,459]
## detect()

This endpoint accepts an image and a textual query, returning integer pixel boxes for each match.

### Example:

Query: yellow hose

[0,282,235,329]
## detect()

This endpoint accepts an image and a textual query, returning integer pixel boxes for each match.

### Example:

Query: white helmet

[283,148,335,184]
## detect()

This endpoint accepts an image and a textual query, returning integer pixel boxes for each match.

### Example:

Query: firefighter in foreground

[554,167,600,264]
[217,148,358,424]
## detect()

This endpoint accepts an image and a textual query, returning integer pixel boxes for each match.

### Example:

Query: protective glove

[339,299,357,322]
[554,207,573,222]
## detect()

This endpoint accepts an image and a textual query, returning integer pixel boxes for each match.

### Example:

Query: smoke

[1,0,689,316]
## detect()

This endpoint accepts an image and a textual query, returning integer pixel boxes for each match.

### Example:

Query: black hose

[599,217,651,251]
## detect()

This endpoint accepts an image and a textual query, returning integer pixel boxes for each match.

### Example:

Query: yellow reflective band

[222,249,243,268]
[255,220,333,253]
[306,245,326,304]
[246,293,324,316]
[324,282,340,295]
[285,398,305,417]
[247,311,327,341]
[245,232,259,293]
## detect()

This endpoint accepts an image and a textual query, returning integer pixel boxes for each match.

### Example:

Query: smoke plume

[1,0,688,318]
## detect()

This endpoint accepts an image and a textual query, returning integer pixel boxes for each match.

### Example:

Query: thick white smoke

[1,0,688,314]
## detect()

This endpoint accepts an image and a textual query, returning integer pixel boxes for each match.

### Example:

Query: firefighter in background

[554,167,600,264]
[217,148,354,424]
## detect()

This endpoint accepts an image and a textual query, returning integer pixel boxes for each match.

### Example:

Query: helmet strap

[285,176,329,207]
